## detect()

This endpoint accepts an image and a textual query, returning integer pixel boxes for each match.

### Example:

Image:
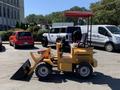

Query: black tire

[105,43,114,52]
[41,37,48,47]
[9,42,12,46]
[0,46,2,51]
[14,44,18,49]
[35,63,52,79]
[30,44,34,48]
[77,62,93,78]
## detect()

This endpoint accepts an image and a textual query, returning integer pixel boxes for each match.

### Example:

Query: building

[0,0,24,30]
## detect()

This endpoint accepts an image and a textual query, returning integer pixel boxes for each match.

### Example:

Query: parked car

[79,25,120,52]
[42,26,81,47]
[0,36,2,50]
[9,31,34,49]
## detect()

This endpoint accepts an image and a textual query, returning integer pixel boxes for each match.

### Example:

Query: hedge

[0,31,13,41]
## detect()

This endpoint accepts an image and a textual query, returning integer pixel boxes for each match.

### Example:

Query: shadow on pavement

[16,46,39,50]
[94,46,120,53]
[38,72,120,90]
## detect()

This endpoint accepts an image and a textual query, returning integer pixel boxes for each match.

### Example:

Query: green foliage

[31,29,48,41]
[20,23,26,30]
[90,0,120,25]
[27,25,40,32]
[16,22,20,28]
[27,25,48,41]
[0,30,13,41]
[37,29,48,41]
[70,6,87,11]
[26,14,46,24]
[25,6,88,25]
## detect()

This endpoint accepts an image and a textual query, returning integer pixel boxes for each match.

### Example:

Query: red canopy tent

[64,11,93,18]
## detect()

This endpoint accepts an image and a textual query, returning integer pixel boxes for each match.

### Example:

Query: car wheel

[77,62,93,78]
[30,45,34,48]
[35,63,52,79]
[9,42,12,46]
[105,43,114,52]
[14,44,18,49]
[0,46,2,51]
[41,37,48,47]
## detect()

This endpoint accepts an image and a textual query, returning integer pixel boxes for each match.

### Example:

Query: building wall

[0,0,24,30]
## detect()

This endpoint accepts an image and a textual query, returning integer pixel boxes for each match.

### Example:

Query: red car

[9,31,34,49]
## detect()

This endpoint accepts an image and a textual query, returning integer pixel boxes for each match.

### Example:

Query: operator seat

[56,43,73,63]
[72,29,82,43]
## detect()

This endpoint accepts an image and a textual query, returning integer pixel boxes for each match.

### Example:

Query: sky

[24,0,100,17]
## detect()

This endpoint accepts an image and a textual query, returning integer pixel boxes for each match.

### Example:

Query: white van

[79,25,120,52]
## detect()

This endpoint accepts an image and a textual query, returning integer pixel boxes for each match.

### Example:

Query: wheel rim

[106,44,113,52]
[38,66,49,77]
[79,66,90,77]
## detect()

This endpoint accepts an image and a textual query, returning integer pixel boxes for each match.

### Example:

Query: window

[98,27,110,36]
[67,27,81,33]
[0,6,2,17]
[50,28,60,33]
[11,8,13,19]
[60,28,66,33]
[7,7,10,18]
[11,0,13,5]
[14,10,16,19]
[18,32,32,37]
[3,7,6,17]
[16,10,20,20]
[106,26,120,34]
[17,0,19,7]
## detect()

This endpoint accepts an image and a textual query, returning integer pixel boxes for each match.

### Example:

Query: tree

[25,6,88,25]
[90,0,120,25]
[16,22,20,28]
[70,6,87,11]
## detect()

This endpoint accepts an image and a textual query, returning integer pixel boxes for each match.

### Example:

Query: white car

[41,26,81,47]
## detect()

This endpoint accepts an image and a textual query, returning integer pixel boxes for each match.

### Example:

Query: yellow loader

[10,11,97,80]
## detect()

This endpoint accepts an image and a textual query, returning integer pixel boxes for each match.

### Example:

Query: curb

[2,42,41,45]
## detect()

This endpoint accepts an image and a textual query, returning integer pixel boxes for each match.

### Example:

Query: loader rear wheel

[35,64,51,79]
[77,63,93,78]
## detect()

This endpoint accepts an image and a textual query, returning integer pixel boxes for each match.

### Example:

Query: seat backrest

[72,30,82,42]
[80,33,88,43]
[77,33,88,48]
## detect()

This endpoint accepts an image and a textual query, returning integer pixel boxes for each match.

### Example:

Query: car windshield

[18,32,32,37]
[106,26,120,34]
[67,27,81,33]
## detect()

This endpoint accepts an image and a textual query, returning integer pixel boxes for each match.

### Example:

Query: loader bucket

[10,59,33,81]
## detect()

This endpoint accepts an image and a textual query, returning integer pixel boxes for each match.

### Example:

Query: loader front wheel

[35,64,51,79]
[77,63,93,78]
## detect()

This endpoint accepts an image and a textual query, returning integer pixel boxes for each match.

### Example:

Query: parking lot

[0,44,120,90]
